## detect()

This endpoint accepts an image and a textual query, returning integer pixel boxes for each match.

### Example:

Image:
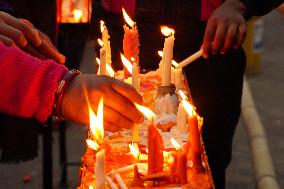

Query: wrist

[226,0,249,19]
[53,69,81,119]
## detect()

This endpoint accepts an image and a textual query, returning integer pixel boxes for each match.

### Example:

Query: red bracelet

[53,69,81,119]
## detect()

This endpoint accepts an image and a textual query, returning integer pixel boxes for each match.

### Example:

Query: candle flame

[170,137,182,150]
[100,20,105,33]
[89,186,94,189]
[98,38,104,47]
[96,58,115,77]
[134,103,156,120]
[182,100,196,117]
[89,98,104,144]
[129,142,140,159]
[178,90,188,100]
[121,53,133,75]
[86,139,100,151]
[163,151,174,165]
[158,51,179,68]
[122,8,135,28]
[73,9,83,22]
[161,26,175,37]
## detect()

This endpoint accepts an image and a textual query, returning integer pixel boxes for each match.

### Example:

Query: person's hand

[0,11,65,64]
[60,74,144,132]
[202,0,248,58]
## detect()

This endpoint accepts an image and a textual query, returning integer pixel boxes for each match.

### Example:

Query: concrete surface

[0,12,283,189]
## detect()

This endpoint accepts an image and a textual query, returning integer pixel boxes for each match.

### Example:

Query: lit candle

[161,26,175,86]
[95,149,106,189]
[132,60,139,91]
[174,68,182,89]
[122,8,139,78]
[100,20,112,66]
[170,138,187,184]
[182,100,203,170]
[148,124,164,174]
[176,102,187,132]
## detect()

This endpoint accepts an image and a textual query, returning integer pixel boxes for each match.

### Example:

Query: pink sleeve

[0,43,68,122]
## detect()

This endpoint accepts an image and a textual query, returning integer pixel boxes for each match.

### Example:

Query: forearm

[0,43,67,122]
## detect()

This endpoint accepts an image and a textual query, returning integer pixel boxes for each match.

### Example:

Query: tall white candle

[174,68,182,89]
[162,34,175,86]
[132,62,139,91]
[95,149,106,189]
[177,102,188,132]
[100,48,107,75]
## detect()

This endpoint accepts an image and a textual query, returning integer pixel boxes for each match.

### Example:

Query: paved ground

[0,12,283,189]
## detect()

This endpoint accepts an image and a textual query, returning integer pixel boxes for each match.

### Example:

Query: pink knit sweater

[0,43,68,122]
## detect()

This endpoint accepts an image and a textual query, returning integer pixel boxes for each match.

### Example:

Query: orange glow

[96,58,115,77]
[161,26,175,37]
[100,20,105,33]
[182,100,196,117]
[121,53,133,75]
[86,139,99,151]
[89,98,104,144]
[122,8,135,28]
[129,142,140,159]
[158,51,179,68]
[98,38,104,47]
[178,90,188,100]
[89,186,94,189]
[134,103,156,120]
[73,9,83,23]
[170,137,182,150]
[163,151,174,165]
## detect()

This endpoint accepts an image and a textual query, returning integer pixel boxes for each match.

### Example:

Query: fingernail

[33,30,42,46]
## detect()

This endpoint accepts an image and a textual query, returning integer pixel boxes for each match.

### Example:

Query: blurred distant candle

[95,149,106,189]
[161,26,175,86]
[132,59,139,91]
[122,8,139,78]
[100,20,112,66]
[98,39,107,75]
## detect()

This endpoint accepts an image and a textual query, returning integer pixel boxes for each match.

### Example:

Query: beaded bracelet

[53,69,81,119]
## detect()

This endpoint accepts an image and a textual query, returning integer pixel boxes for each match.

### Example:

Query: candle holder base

[156,83,176,98]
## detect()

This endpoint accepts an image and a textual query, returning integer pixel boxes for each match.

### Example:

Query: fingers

[103,87,144,124]
[0,22,27,47]
[221,23,238,54]
[234,23,247,49]
[0,34,16,47]
[111,79,143,104]
[1,12,41,47]
[202,19,217,59]
[104,105,133,131]
[37,40,66,64]
[212,22,227,55]
[23,43,47,60]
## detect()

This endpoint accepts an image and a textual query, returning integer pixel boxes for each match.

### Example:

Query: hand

[202,0,248,58]
[60,74,144,132]
[0,11,65,64]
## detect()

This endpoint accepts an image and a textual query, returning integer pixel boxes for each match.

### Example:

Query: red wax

[188,115,203,169]
[123,25,139,78]
[148,124,164,174]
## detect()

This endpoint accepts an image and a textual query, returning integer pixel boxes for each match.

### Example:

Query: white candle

[174,68,182,89]
[132,62,139,91]
[171,67,175,84]
[105,176,118,189]
[114,173,128,189]
[95,150,106,189]
[100,48,107,75]
[101,21,112,66]
[177,103,188,132]
[178,49,203,68]
[162,34,175,86]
